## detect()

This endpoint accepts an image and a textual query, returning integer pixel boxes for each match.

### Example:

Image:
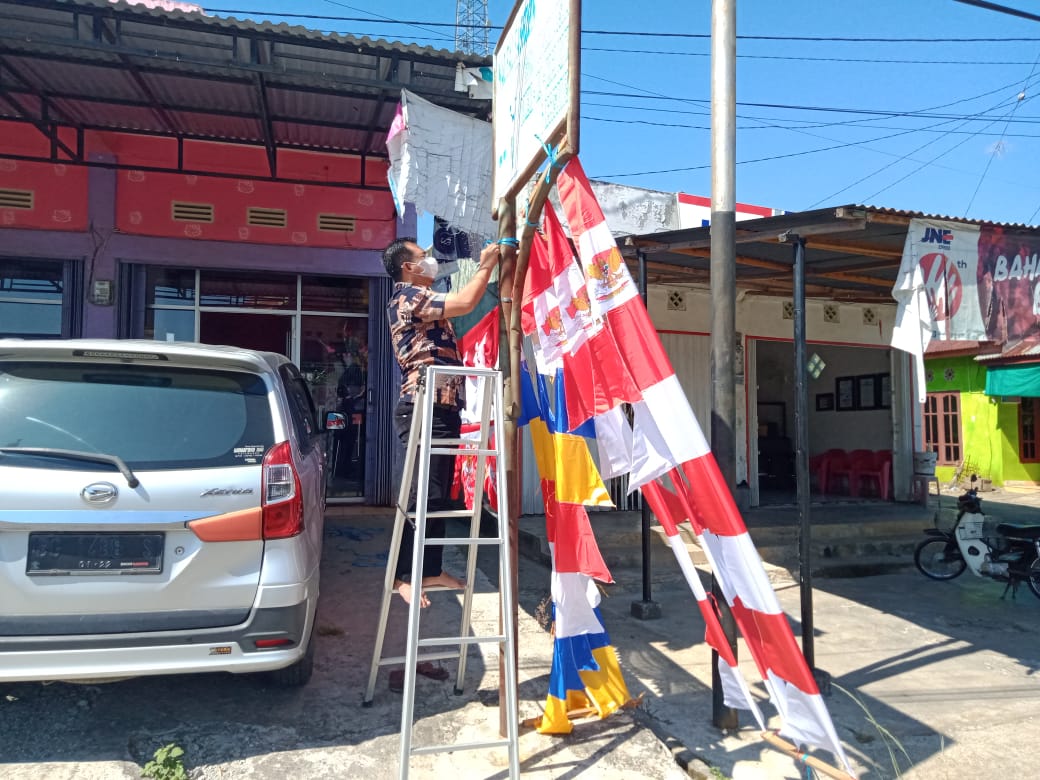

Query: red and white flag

[554,157,854,775]
[556,159,706,491]
[522,204,641,429]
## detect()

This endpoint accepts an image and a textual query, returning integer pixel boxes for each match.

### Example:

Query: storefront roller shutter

[368,275,397,505]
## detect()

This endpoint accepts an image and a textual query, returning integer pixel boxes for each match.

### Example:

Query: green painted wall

[924,354,1040,485]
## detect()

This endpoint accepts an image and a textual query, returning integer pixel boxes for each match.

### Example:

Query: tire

[1027,558,1040,601]
[268,627,316,687]
[914,537,967,580]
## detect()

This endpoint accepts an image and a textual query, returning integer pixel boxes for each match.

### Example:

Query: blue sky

[202,1,1040,225]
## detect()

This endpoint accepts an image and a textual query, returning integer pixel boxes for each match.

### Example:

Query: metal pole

[792,235,821,682]
[710,0,739,730]
[632,250,661,620]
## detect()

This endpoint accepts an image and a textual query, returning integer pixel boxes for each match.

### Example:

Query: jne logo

[921,227,953,245]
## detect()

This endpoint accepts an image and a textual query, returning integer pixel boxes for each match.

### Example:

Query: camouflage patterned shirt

[387,282,465,409]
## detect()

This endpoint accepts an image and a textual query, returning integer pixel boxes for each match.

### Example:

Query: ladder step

[402,509,476,520]
[377,651,459,667]
[427,446,495,456]
[411,739,513,756]
[414,437,485,448]
[419,537,503,546]
[418,635,507,648]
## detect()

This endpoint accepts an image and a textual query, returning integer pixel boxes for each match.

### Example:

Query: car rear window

[0,361,275,470]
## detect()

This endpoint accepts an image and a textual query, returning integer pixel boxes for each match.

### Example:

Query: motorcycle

[914,486,1040,599]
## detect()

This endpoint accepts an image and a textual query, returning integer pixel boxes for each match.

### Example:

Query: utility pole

[455,0,490,55]
[710,0,739,731]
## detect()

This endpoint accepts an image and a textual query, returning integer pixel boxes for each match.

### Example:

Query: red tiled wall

[0,123,89,231]
[0,122,395,247]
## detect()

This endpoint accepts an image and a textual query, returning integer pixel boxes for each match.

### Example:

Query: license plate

[26,532,165,575]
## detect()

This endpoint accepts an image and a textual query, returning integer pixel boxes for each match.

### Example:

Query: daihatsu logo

[82,482,118,504]
[200,487,255,497]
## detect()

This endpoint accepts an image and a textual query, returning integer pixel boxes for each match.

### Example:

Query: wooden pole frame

[761,731,856,780]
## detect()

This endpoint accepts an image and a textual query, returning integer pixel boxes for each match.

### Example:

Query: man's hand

[478,242,501,271]
[443,243,502,318]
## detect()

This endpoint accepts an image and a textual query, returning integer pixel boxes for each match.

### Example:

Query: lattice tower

[455,0,489,55]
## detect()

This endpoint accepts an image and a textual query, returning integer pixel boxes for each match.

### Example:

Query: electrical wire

[805,89,1032,208]
[583,47,1040,66]
[963,51,1040,215]
[201,9,1040,43]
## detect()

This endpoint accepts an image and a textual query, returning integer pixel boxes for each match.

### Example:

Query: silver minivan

[0,339,333,686]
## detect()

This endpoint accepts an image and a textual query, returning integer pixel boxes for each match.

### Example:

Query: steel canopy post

[631,250,661,620]
[790,233,825,690]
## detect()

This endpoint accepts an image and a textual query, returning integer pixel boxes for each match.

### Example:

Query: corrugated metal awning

[0,0,491,177]
[625,205,1040,303]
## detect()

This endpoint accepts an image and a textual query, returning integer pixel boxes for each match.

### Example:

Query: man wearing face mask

[382,237,501,610]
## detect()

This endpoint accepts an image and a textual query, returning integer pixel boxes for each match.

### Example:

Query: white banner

[386,90,496,237]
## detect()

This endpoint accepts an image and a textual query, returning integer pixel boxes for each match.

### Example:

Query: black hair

[382,237,418,281]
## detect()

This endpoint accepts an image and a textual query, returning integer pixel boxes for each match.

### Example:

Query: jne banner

[892,218,1040,402]
[897,218,1040,344]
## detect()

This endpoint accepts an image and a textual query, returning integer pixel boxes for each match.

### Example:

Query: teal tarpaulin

[985,364,1040,397]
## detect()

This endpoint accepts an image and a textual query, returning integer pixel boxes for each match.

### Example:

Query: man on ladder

[382,237,501,608]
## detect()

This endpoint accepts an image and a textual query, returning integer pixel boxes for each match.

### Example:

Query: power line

[582,88,1040,124]
[202,8,1040,42]
[583,47,1040,66]
[964,52,1040,214]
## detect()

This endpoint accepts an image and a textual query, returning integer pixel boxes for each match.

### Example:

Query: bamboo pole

[496,144,573,737]
[760,731,857,780]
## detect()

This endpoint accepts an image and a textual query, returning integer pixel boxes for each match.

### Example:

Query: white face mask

[414,256,439,279]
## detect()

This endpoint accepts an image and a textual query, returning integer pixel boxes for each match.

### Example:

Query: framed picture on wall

[878,373,892,408]
[836,376,856,411]
[816,393,834,411]
[858,374,877,409]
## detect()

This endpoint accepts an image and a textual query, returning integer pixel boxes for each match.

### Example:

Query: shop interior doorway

[753,339,895,506]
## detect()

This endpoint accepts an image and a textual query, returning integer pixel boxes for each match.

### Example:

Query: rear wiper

[0,447,140,488]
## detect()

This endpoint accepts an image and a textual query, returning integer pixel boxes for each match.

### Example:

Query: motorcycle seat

[996,523,1040,540]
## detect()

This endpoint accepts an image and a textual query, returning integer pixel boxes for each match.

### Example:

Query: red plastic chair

[848,449,877,498]
[821,449,851,494]
[856,450,892,500]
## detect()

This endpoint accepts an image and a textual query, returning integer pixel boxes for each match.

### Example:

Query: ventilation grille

[862,307,877,325]
[247,207,287,228]
[823,303,840,323]
[318,213,357,232]
[171,201,214,223]
[667,289,686,311]
[0,188,33,210]
[782,300,794,320]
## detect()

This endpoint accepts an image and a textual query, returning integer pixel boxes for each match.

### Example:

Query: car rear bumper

[0,600,313,682]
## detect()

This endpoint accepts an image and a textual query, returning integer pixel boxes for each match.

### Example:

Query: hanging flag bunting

[453,306,500,511]
[519,353,632,733]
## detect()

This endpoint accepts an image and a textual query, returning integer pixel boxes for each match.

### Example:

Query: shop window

[199,269,295,309]
[1020,398,1040,463]
[0,258,72,338]
[301,275,368,313]
[923,392,962,465]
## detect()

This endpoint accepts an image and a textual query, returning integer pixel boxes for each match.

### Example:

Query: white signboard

[493,0,573,204]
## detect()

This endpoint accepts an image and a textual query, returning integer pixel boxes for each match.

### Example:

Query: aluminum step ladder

[362,365,519,779]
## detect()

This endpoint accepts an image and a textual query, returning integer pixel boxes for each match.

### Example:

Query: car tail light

[255,638,294,649]
[262,441,303,539]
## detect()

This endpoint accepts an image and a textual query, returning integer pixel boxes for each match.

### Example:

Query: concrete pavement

[3,486,1039,779]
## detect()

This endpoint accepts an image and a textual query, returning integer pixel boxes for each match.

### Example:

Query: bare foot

[394,579,430,608]
[422,571,465,590]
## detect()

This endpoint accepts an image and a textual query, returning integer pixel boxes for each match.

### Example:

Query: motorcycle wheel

[914,537,967,580]
[1027,558,1040,601]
